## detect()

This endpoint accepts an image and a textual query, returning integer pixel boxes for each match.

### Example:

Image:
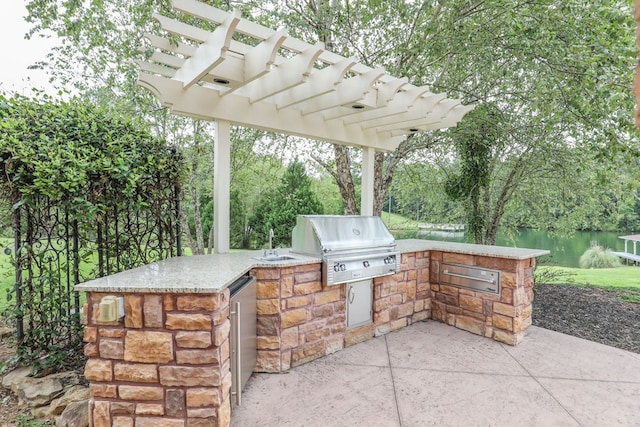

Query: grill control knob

[333,264,340,272]
[384,256,393,264]
[363,261,370,268]
[339,263,346,271]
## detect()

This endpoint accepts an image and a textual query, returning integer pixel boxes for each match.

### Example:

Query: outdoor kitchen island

[77,238,548,427]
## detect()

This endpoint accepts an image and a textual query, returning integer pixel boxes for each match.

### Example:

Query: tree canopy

[0,92,181,215]
[19,0,640,245]
[250,160,324,249]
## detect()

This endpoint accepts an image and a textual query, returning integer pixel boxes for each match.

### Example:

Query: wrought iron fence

[11,184,181,350]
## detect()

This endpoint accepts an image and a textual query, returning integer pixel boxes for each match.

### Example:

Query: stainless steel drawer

[439,263,501,296]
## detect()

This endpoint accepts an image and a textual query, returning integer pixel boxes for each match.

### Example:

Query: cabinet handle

[349,286,355,304]
[231,301,242,406]
[442,270,495,284]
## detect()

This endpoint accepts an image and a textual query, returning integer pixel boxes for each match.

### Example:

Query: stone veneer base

[82,249,538,426]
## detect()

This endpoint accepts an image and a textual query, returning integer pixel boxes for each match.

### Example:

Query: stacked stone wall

[80,250,539,426]
[372,251,432,336]
[430,252,535,345]
[255,263,347,373]
[83,291,231,427]
[254,252,437,374]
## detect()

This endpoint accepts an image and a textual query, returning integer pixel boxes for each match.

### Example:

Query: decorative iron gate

[11,184,181,350]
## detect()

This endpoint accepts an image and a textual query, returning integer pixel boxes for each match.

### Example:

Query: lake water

[392,228,629,268]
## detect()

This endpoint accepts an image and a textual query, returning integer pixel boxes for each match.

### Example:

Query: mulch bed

[532,283,640,354]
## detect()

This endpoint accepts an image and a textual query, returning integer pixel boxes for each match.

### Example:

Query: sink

[255,255,297,262]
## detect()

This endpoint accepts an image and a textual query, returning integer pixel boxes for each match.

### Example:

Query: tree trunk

[207,221,214,254]
[188,122,205,255]
[334,145,358,214]
[188,160,205,254]
[207,142,215,254]
[180,207,196,254]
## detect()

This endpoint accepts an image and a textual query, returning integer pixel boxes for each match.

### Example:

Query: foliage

[381,213,421,231]
[444,105,504,243]
[578,241,622,269]
[535,265,640,304]
[0,93,181,371]
[15,413,54,427]
[0,92,181,212]
[534,265,576,289]
[230,152,285,249]
[21,0,640,244]
[250,160,324,248]
[619,292,640,304]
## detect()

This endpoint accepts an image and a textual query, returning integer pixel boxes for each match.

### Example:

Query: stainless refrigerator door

[230,276,257,407]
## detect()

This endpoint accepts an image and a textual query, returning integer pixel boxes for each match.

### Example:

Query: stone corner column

[83,290,232,427]
[491,257,535,346]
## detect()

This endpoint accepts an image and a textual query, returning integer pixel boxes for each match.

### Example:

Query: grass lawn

[381,212,420,230]
[536,265,640,303]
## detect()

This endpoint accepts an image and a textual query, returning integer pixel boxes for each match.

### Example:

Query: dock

[418,223,466,232]
[612,234,640,265]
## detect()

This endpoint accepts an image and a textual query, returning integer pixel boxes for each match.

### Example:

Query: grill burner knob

[333,263,340,272]
[339,263,346,271]
[363,260,370,268]
[384,256,394,264]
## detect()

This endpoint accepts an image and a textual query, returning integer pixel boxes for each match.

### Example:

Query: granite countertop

[396,239,549,260]
[75,240,549,294]
[75,249,321,294]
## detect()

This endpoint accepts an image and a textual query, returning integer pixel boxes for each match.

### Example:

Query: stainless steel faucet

[269,228,274,252]
[264,228,277,257]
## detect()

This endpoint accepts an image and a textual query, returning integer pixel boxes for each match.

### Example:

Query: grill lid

[291,215,396,255]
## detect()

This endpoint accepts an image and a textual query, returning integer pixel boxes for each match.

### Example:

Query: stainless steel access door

[346,279,373,329]
[229,275,257,407]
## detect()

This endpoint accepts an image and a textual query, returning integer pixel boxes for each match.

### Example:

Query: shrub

[578,241,622,269]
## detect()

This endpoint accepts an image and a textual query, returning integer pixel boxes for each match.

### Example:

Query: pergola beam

[364,98,460,132]
[244,30,288,82]
[270,58,356,109]
[139,0,476,253]
[338,86,434,125]
[172,10,240,88]
[138,72,404,151]
[300,68,385,115]
[234,44,324,103]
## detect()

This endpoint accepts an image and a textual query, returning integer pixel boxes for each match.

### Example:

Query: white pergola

[138,0,474,253]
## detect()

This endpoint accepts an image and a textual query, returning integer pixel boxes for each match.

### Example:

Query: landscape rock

[0,326,12,339]
[48,385,91,416]
[13,370,82,409]
[1,366,32,392]
[16,375,64,408]
[55,400,89,427]
[47,371,83,388]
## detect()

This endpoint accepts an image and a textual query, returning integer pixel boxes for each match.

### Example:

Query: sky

[0,2,56,94]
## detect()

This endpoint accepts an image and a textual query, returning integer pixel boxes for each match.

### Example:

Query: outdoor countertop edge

[75,239,549,293]
[396,239,550,260]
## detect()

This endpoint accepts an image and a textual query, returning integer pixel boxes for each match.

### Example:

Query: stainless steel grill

[291,215,400,286]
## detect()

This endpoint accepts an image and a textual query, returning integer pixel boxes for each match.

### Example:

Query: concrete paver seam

[385,335,403,427]
[499,343,585,427]
[532,375,640,385]
[387,364,533,378]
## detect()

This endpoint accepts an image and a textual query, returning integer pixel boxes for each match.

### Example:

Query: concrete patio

[231,321,640,427]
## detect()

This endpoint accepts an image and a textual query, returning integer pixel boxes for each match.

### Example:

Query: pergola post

[361,146,376,216]
[214,120,231,253]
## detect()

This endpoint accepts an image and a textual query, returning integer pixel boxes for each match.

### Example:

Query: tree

[23,0,640,243]
[445,105,503,243]
[250,160,324,248]
[276,0,639,230]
